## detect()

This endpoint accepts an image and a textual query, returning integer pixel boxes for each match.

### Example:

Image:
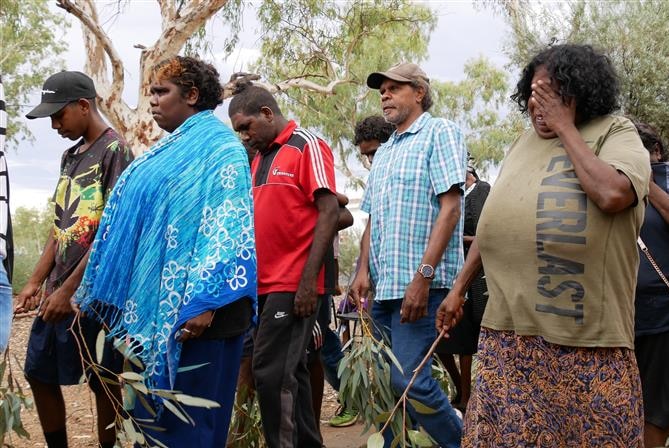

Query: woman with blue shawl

[74,56,256,446]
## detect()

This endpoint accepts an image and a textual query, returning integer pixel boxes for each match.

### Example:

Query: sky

[8,1,509,211]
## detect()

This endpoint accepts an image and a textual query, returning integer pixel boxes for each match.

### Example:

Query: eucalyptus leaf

[162,400,190,424]
[407,398,438,415]
[174,394,221,409]
[367,432,384,448]
[120,371,144,382]
[95,329,106,364]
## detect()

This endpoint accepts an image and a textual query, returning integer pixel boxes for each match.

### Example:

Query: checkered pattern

[361,113,467,301]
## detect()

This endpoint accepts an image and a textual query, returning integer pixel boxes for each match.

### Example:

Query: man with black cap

[349,62,467,447]
[16,71,133,448]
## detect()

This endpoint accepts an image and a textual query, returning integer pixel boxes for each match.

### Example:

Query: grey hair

[410,78,432,111]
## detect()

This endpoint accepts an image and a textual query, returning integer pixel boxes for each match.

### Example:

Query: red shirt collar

[271,120,297,147]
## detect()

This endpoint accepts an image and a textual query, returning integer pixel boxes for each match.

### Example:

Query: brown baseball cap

[366,62,430,89]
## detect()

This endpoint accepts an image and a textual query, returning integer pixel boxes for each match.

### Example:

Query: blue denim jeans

[0,260,12,353]
[372,289,462,448]
[320,295,344,391]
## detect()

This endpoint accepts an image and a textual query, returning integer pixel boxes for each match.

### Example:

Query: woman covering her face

[436,44,651,447]
[74,56,256,446]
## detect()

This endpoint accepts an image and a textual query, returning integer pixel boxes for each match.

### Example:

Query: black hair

[354,116,395,145]
[228,82,282,117]
[153,56,222,111]
[635,121,667,162]
[511,44,619,123]
[467,165,480,180]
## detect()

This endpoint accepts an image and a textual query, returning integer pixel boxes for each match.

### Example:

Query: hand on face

[529,79,576,137]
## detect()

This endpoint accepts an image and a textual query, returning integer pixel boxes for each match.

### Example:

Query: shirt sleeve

[299,136,336,202]
[598,118,651,206]
[429,119,468,196]
[101,137,134,201]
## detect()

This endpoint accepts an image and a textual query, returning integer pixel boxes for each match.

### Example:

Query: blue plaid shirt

[361,112,467,301]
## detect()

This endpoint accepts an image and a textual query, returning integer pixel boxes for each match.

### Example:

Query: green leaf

[123,384,136,411]
[373,411,391,424]
[408,429,433,446]
[177,362,210,373]
[122,418,137,443]
[145,431,170,448]
[130,381,148,395]
[136,392,157,417]
[95,329,106,364]
[174,394,221,409]
[152,389,178,399]
[367,432,384,448]
[162,400,190,425]
[407,398,438,415]
[119,371,144,382]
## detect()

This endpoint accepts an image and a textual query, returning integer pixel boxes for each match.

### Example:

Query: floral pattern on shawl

[75,110,256,388]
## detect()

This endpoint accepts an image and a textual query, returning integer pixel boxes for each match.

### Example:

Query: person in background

[229,83,339,448]
[18,71,132,448]
[353,115,395,165]
[351,62,467,447]
[632,122,669,448]
[436,163,490,413]
[324,115,395,429]
[437,44,650,447]
[75,56,255,446]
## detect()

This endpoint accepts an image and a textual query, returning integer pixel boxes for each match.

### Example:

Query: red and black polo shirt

[251,120,336,295]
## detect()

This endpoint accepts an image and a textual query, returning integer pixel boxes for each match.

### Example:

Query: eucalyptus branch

[377,329,447,437]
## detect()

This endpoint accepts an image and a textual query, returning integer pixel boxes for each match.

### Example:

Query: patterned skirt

[463,328,644,447]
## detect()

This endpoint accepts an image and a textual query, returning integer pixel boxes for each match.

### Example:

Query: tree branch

[221,72,354,99]
[56,0,125,101]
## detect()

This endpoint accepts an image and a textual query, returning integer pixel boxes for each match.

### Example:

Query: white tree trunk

[56,0,230,155]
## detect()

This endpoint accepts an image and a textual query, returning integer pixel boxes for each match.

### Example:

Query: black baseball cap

[25,71,96,119]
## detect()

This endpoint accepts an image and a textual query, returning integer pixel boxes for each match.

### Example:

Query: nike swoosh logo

[274,311,288,319]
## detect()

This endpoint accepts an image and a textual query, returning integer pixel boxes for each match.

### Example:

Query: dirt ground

[4,314,369,448]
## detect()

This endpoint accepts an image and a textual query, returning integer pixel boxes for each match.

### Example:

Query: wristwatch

[417,263,435,280]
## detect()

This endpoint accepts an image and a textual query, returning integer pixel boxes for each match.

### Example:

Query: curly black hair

[511,44,620,123]
[353,116,395,146]
[153,56,222,111]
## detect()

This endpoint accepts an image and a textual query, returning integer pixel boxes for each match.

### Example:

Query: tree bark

[56,0,231,154]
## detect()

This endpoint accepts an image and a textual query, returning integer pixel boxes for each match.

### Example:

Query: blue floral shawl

[75,110,256,388]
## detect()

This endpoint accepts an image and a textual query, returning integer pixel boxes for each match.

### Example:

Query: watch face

[420,264,434,278]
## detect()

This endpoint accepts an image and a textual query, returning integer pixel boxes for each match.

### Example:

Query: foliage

[0,0,67,147]
[227,390,265,447]
[255,0,436,189]
[337,315,412,444]
[254,0,521,183]
[495,0,669,140]
[183,0,245,59]
[76,320,223,448]
[0,350,33,446]
[12,205,52,293]
[338,226,362,284]
[431,58,525,172]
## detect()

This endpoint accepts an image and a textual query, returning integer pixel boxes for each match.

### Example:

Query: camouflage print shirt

[48,128,133,292]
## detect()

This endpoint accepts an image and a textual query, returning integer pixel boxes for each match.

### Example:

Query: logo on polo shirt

[272,166,294,178]
[42,89,56,94]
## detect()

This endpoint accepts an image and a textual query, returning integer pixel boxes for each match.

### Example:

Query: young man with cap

[16,71,133,448]
[349,62,467,447]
